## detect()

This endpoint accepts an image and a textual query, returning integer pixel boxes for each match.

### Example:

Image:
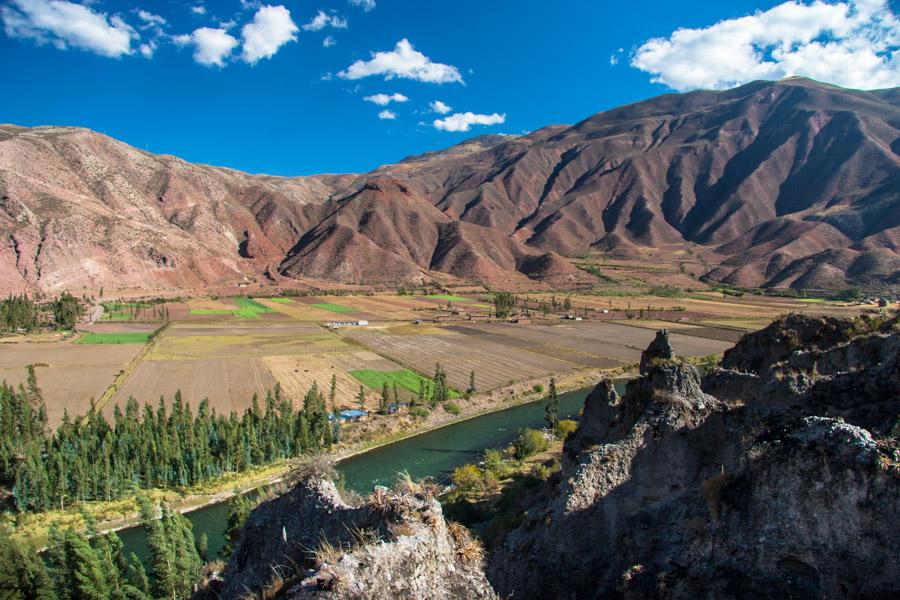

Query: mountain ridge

[1,78,897,294]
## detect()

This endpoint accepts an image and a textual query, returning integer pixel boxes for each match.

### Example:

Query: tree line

[0,292,84,332]
[1,368,339,512]
[0,494,204,600]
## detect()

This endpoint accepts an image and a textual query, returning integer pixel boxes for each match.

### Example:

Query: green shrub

[409,407,430,419]
[444,401,462,415]
[532,383,544,394]
[513,428,549,460]
[452,464,484,496]
[553,419,578,440]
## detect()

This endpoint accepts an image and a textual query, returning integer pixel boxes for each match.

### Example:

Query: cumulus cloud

[190,5,207,16]
[1,0,137,57]
[430,100,452,114]
[186,27,238,67]
[338,38,463,83]
[631,0,900,91]
[240,4,298,64]
[378,109,397,120]
[323,35,336,47]
[434,111,505,132]
[364,92,409,105]
[302,10,347,31]
[349,0,375,12]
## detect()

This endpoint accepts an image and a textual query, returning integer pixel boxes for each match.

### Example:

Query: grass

[311,302,356,313]
[103,311,133,320]
[267,297,295,304]
[233,297,275,318]
[76,332,153,345]
[349,368,460,398]
[189,308,234,315]
[425,294,472,303]
[796,298,828,304]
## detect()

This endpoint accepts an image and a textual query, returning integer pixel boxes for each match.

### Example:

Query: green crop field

[311,302,356,313]
[349,368,460,397]
[189,308,233,315]
[267,297,294,304]
[233,297,275,318]
[76,332,154,345]
[425,294,473,303]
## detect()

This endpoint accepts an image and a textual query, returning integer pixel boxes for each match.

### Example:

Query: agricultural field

[0,341,143,426]
[341,324,578,391]
[76,331,155,345]
[107,322,381,416]
[450,321,734,367]
[349,368,460,399]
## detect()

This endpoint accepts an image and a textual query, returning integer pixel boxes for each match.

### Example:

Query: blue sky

[1,0,898,175]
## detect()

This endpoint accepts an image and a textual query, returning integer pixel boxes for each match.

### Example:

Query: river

[118,381,626,562]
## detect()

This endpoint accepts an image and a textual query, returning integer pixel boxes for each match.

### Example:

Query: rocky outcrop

[208,473,496,600]
[639,328,674,374]
[490,315,900,599]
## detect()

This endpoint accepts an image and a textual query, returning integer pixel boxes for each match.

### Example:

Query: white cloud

[139,40,157,58]
[631,0,900,91]
[1,0,137,57]
[430,100,452,114]
[323,35,336,47]
[349,0,376,12]
[338,38,463,83]
[434,111,505,132]
[302,10,347,31]
[188,27,238,67]
[190,5,207,16]
[364,92,409,105]
[378,109,397,120]
[240,4,298,64]
[137,10,166,27]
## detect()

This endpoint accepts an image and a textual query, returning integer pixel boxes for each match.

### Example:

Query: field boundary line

[92,322,170,414]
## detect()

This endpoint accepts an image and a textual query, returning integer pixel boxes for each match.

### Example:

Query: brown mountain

[0,77,897,294]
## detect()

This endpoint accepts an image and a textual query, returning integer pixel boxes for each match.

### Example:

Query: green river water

[118,381,627,562]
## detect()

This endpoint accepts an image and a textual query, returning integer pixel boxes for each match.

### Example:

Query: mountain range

[1,77,897,295]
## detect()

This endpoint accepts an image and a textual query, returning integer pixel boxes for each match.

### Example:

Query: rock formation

[207,473,496,600]
[489,314,900,599]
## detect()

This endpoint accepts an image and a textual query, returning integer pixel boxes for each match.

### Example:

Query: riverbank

[8,365,624,549]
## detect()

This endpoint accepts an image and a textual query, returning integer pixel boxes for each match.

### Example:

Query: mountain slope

[0,78,897,294]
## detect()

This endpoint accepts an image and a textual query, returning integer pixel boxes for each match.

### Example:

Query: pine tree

[0,526,56,600]
[356,385,366,409]
[545,377,559,429]
[380,382,390,415]
[467,370,476,397]
[64,529,110,600]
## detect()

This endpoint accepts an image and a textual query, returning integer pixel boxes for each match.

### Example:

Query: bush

[513,428,549,460]
[444,401,461,415]
[409,406,430,419]
[452,464,484,496]
[532,383,544,394]
[553,419,578,440]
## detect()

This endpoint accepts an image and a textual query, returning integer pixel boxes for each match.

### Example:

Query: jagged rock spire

[640,329,674,374]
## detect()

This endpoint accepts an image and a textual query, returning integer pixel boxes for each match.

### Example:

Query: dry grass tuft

[448,521,485,565]
[702,466,730,521]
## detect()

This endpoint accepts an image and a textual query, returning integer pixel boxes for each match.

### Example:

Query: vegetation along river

[118,381,626,562]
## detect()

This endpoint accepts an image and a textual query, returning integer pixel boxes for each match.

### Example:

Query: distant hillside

[1,78,897,294]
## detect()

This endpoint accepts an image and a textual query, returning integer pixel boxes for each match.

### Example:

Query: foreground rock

[206,473,496,599]
[490,314,899,599]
